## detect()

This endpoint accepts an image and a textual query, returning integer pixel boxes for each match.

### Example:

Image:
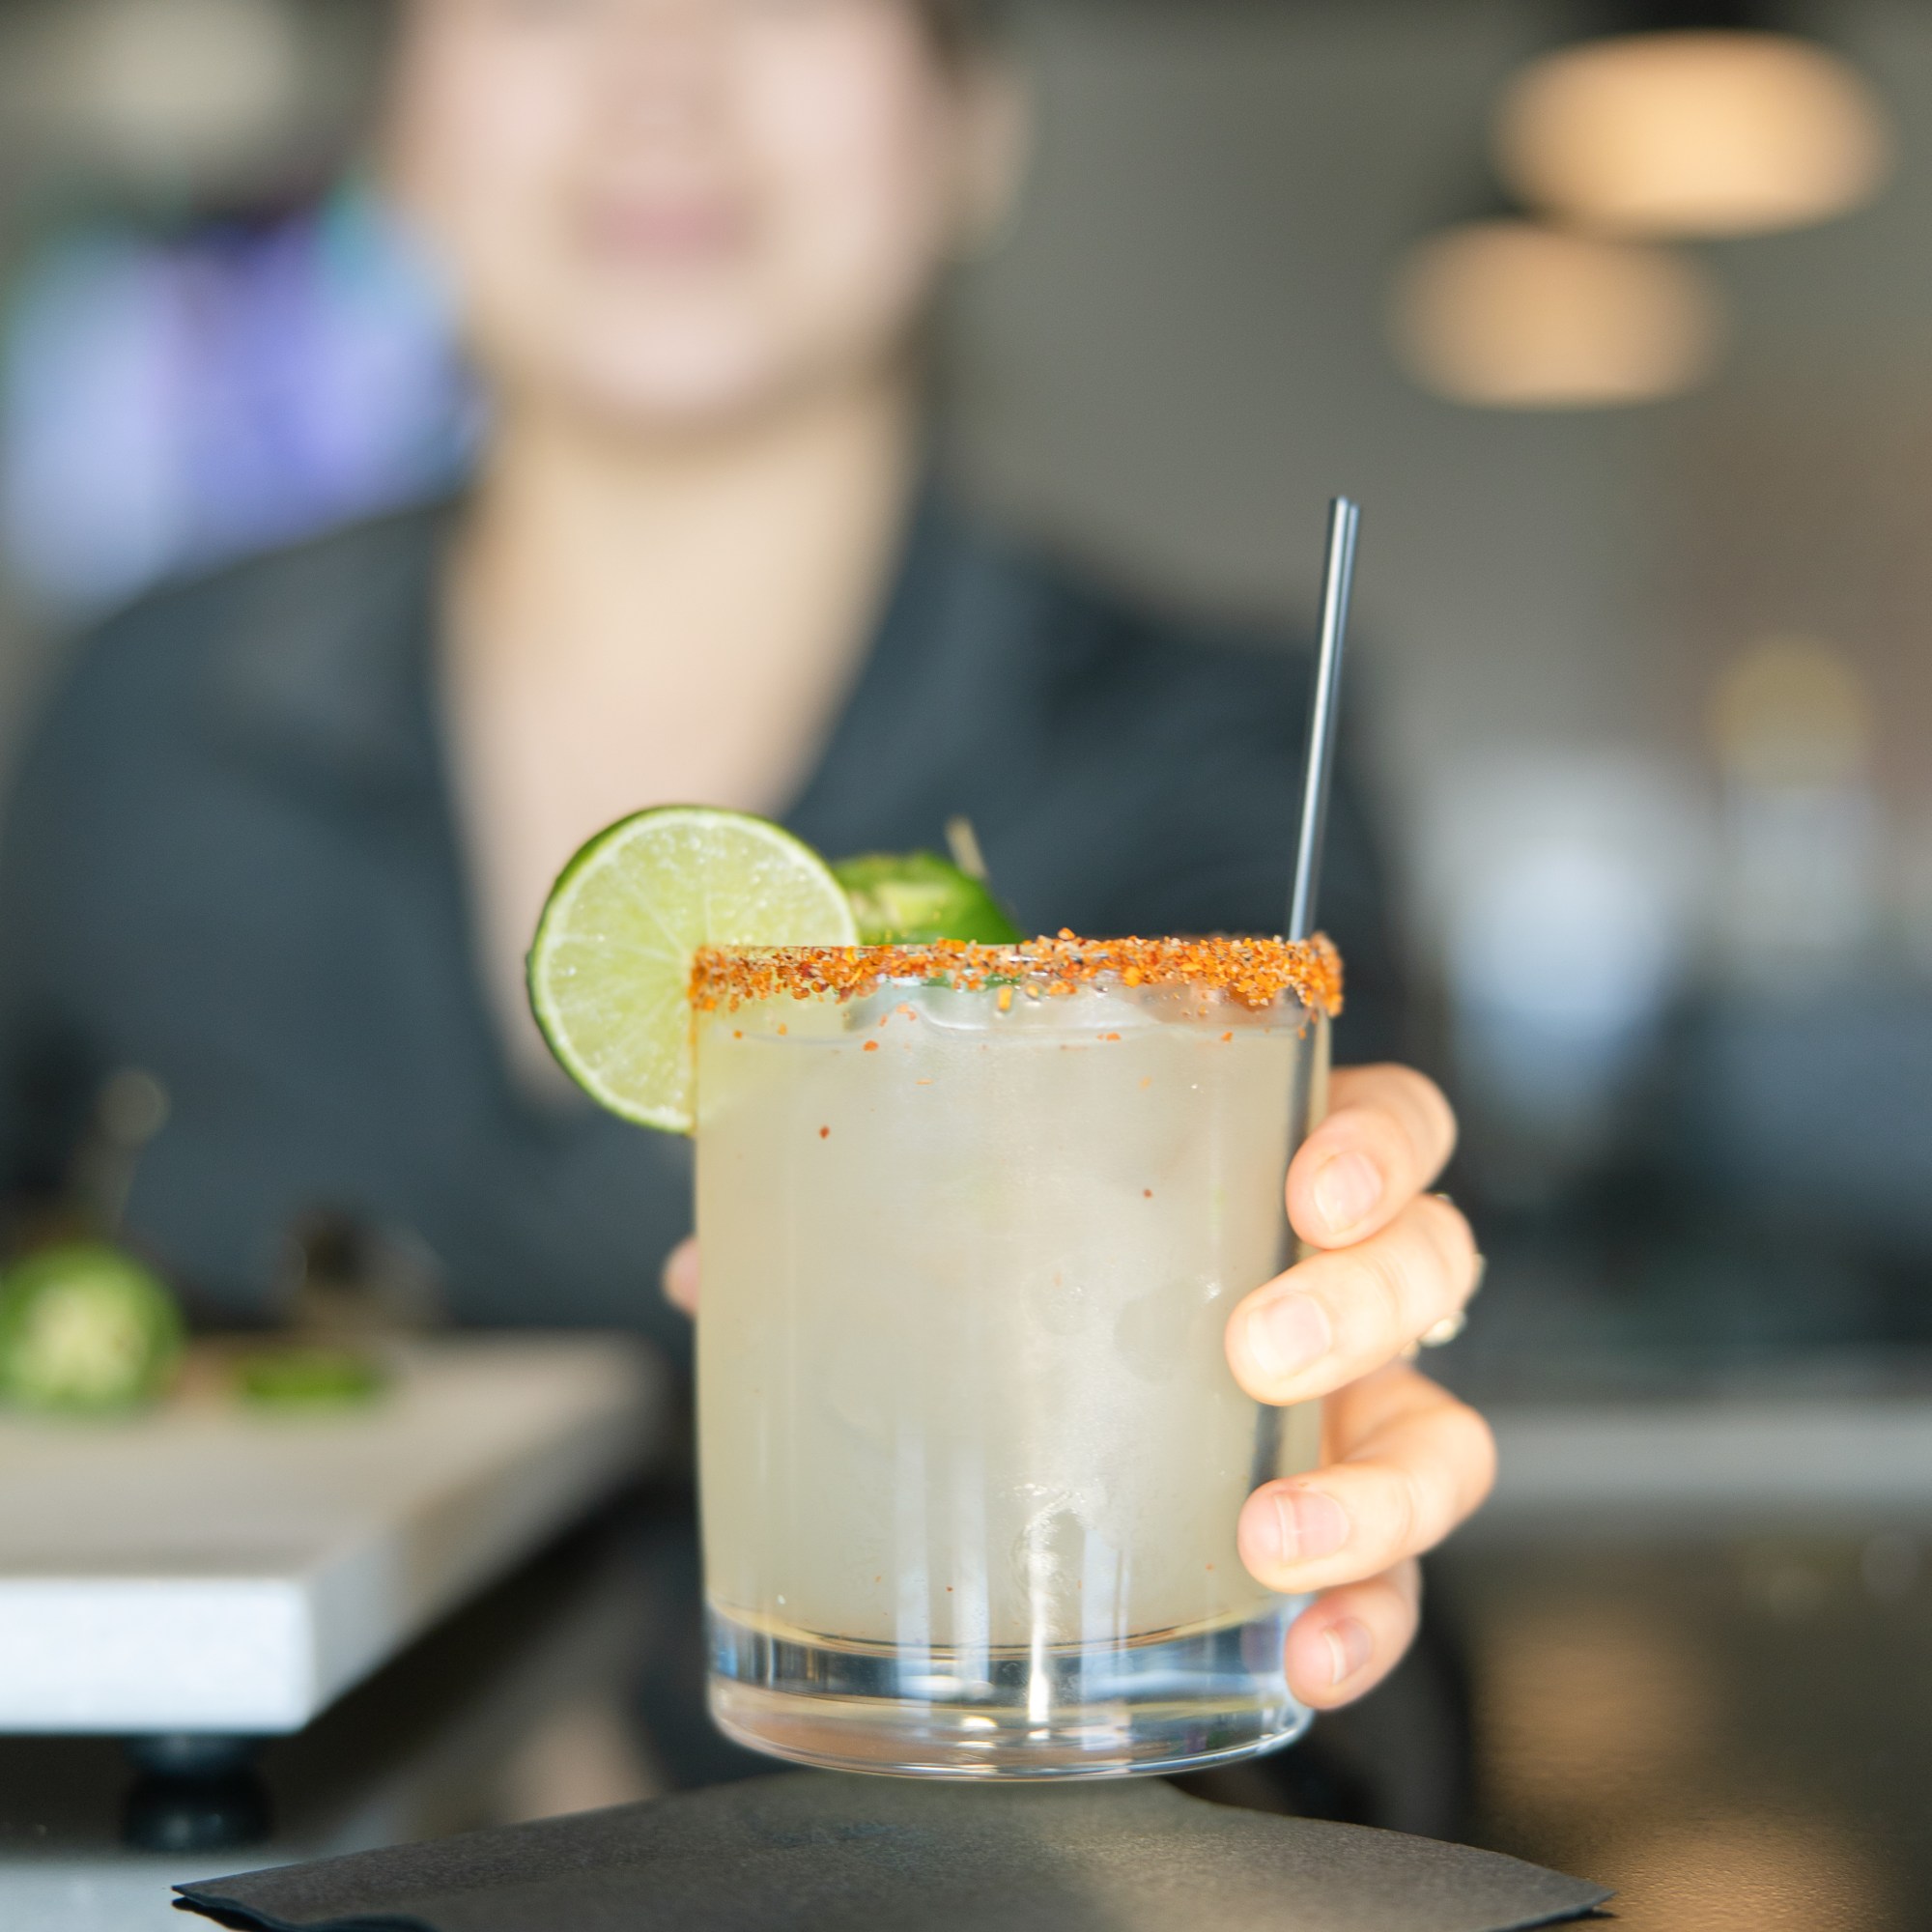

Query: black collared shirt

[0,496,1399,1352]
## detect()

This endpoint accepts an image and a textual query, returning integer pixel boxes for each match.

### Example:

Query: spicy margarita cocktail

[526,810,1345,1779]
[692,932,1339,1776]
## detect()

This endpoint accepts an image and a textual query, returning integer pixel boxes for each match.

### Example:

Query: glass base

[706,1599,1312,1779]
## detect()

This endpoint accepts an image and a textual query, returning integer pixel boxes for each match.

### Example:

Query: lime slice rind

[528,807,858,1133]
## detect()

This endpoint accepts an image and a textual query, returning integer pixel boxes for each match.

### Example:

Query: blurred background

[1,7,1930,1928]
[3,0,1929,1397]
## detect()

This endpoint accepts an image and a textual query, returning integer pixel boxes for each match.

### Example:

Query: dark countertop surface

[1438,1530,1932,1931]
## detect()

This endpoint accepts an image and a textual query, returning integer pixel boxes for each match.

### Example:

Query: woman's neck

[453,374,922,701]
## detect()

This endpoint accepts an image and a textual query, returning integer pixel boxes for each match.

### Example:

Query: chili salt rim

[691,930,1343,1015]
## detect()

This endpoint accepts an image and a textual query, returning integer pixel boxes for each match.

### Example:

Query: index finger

[662,1236,700,1316]
[1288,1065,1457,1250]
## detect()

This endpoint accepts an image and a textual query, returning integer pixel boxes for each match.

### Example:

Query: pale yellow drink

[693,937,1337,1776]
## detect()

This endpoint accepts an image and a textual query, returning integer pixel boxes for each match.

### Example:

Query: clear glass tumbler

[694,936,1337,1778]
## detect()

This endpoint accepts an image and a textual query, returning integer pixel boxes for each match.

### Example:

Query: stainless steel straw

[1287,497,1361,942]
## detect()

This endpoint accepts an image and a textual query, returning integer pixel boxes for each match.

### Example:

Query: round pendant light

[1493,29,1891,238]
[1387,218,1725,410]
[1712,635,1872,787]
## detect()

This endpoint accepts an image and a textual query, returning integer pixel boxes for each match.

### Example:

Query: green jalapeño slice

[833,850,1023,946]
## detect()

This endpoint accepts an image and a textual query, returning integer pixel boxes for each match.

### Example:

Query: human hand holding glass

[662,1057,1493,1719]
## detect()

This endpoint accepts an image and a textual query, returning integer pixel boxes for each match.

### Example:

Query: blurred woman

[0,0,1489,1725]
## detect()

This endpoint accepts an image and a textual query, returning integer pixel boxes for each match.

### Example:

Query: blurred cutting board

[0,1335,663,1736]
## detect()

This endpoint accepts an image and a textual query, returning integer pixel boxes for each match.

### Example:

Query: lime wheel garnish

[527,807,858,1133]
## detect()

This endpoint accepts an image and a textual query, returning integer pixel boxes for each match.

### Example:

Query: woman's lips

[581,198,753,266]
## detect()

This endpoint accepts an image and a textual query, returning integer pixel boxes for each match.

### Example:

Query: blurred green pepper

[233,1344,386,1411]
[0,1241,183,1413]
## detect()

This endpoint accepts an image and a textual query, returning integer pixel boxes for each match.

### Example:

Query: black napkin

[176,1771,1609,1932]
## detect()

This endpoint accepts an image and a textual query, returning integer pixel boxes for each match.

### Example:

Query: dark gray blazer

[0,494,1399,1352]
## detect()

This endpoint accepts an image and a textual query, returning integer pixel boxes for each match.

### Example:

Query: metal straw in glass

[1289,497,1361,943]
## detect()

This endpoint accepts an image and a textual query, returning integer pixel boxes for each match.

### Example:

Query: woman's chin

[539,335,855,443]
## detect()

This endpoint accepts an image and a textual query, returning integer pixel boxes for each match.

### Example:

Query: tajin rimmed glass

[694,935,1339,1779]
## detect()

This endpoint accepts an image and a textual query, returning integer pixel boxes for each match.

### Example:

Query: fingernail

[1322,1616,1375,1687]
[1313,1151,1381,1233]
[1244,1293,1332,1382]
[1258,1488,1350,1566]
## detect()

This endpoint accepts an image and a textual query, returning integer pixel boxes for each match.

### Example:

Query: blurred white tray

[0,1335,663,1736]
